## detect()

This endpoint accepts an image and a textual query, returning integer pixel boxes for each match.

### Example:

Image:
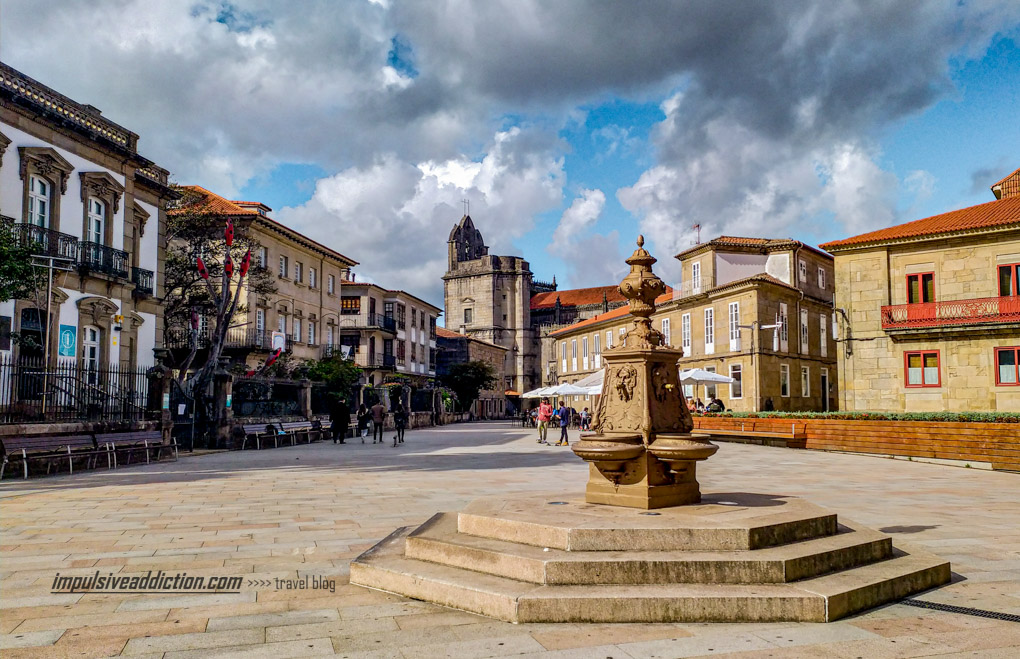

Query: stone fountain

[572,235,718,508]
[350,237,950,623]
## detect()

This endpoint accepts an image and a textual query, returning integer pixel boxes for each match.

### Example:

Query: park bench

[279,420,316,445]
[693,421,806,447]
[238,422,280,450]
[94,430,175,468]
[0,434,100,480]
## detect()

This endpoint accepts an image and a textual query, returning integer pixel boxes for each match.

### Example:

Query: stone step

[351,525,951,623]
[457,493,839,551]
[406,512,893,584]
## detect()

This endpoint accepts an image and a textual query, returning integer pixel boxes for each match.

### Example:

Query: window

[294,262,303,283]
[341,296,361,314]
[800,309,809,354]
[292,318,302,342]
[681,314,691,353]
[661,318,671,347]
[255,309,265,333]
[704,307,715,354]
[81,326,101,383]
[463,308,472,325]
[421,311,426,331]
[571,339,578,371]
[819,314,827,358]
[801,366,810,397]
[905,350,940,388]
[996,347,1020,385]
[729,364,743,398]
[998,264,1020,296]
[411,308,417,328]
[582,337,589,369]
[87,198,105,244]
[277,315,286,333]
[780,364,790,397]
[326,326,334,347]
[561,341,567,373]
[257,246,268,268]
[798,259,807,283]
[396,340,406,364]
[606,330,613,350]
[396,304,406,329]
[704,366,717,400]
[309,268,317,289]
[692,262,701,293]
[327,274,336,294]
[817,267,826,289]
[906,272,935,304]
[728,302,740,351]
[779,303,789,352]
[27,176,50,227]
[594,334,601,368]
[279,255,289,278]
[308,321,316,345]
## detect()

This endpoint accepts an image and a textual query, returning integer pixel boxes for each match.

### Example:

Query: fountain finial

[619,235,666,348]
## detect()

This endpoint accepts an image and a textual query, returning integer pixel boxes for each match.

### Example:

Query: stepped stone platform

[351,492,951,623]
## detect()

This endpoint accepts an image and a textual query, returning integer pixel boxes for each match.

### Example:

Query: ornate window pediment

[19,147,73,194]
[80,171,125,213]
[132,201,150,237]
[0,130,10,168]
[76,296,119,326]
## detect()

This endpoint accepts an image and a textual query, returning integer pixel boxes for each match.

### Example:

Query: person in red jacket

[536,398,553,444]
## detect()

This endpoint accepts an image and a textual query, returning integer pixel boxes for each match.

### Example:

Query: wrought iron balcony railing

[337,313,396,332]
[165,328,275,351]
[131,267,154,296]
[5,221,79,260]
[78,242,129,278]
[353,354,396,369]
[881,296,1020,330]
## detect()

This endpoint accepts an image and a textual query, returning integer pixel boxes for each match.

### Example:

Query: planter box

[693,417,1020,472]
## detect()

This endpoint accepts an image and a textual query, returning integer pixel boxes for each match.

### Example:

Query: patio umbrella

[521,386,555,399]
[572,369,605,395]
[548,382,590,396]
[678,368,734,400]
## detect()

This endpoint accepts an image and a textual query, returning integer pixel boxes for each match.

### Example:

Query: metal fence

[232,376,301,418]
[0,355,151,424]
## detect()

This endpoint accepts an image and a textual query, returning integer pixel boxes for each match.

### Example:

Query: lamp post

[736,317,782,412]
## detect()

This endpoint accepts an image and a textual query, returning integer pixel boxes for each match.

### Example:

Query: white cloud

[551,189,604,244]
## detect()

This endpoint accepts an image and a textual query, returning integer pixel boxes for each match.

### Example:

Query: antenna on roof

[462,199,470,216]
[692,223,702,245]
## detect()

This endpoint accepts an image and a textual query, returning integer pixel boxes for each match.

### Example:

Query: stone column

[298,378,313,419]
[212,359,233,449]
[146,349,174,445]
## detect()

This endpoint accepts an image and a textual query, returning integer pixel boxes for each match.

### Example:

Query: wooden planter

[693,417,1020,472]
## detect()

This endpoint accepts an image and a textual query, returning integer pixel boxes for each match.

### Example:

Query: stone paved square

[1,422,1018,658]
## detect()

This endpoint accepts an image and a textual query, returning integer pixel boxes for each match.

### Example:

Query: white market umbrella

[521,386,555,399]
[548,382,590,396]
[678,368,735,385]
[572,369,605,395]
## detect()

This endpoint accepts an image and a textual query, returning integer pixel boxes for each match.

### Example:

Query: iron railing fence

[79,241,129,278]
[0,355,151,424]
[6,221,80,261]
[881,296,1020,330]
[131,266,154,295]
[232,375,302,418]
[165,327,275,351]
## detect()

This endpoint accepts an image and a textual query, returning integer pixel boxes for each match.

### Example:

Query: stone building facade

[1,61,173,372]
[550,237,838,413]
[820,167,1020,413]
[167,186,358,370]
[338,280,439,387]
[435,327,508,418]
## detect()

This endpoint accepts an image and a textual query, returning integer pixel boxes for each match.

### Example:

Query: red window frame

[906,272,935,304]
[998,263,1020,297]
[995,347,1020,386]
[904,350,941,388]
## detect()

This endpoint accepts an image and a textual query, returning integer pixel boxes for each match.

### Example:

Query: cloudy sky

[3,1,1019,311]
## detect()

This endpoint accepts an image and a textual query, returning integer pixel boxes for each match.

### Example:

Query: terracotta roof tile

[549,291,673,337]
[991,167,1020,200]
[435,327,463,339]
[530,285,627,310]
[675,236,831,261]
[820,194,1020,250]
[172,185,259,217]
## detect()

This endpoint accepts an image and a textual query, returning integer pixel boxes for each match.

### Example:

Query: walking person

[356,403,370,442]
[393,403,408,447]
[580,407,590,431]
[556,400,570,446]
[371,400,387,443]
[536,398,553,444]
[330,397,349,444]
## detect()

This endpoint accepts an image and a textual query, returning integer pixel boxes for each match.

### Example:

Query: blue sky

[4,1,1019,307]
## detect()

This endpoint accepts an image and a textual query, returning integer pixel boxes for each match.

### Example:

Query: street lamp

[736,317,783,412]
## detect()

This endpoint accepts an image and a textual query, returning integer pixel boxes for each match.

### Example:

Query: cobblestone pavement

[1,422,1019,658]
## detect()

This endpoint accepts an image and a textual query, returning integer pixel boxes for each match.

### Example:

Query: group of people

[686,397,727,414]
[328,399,410,447]
[532,397,587,446]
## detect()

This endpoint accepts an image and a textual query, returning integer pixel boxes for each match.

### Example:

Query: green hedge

[701,411,1020,424]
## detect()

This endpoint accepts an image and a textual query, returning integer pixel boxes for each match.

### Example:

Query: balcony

[4,220,79,261]
[165,327,275,351]
[881,296,1020,332]
[353,354,396,369]
[337,313,396,333]
[78,242,128,278]
[671,275,716,300]
[131,267,154,296]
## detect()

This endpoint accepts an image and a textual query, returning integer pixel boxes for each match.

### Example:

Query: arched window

[82,325,101,384]
[87,198,105,244]
[28,176,50,227]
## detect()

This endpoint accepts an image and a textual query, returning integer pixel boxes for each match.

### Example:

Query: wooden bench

[1,434,100,480]
[239,423,279,450]
[694,421,806,447]
[94,430,174,468]
[279,421,315,445]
